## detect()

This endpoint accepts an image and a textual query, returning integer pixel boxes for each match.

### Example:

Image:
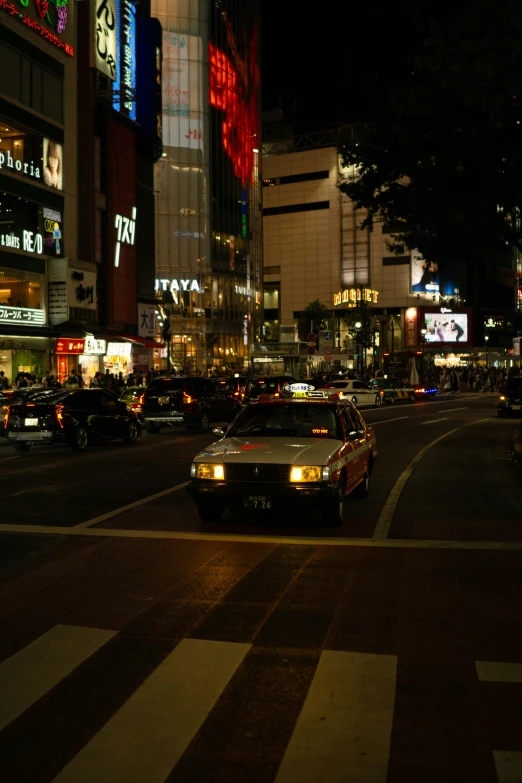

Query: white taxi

[322,379,384,408]
[186,388,378,527]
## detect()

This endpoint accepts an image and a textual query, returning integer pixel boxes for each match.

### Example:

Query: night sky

[261,2,416,130]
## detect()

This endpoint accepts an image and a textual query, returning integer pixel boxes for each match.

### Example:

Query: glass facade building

[152,0,262,373]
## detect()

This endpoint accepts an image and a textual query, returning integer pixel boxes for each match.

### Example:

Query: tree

[296,300,330,341]
[338,0,522,273]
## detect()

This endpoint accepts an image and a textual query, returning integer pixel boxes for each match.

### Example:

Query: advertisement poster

[423,312,468,343]
[162,32,203,150]
[411,250,439,294]
[42,139,63,190]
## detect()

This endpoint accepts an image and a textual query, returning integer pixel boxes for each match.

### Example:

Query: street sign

[323,330,333,342]
[306,332,317,343]
[324,345,332,355]
[307,346,316,355]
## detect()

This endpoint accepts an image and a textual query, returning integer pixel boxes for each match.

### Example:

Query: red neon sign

[55,338,85,355]
[208,26,259,184]
[0,0,74,57]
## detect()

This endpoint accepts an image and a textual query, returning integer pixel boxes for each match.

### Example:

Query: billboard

[93,0,117,78]
[43,138,63,190]
[162,32,203,150]
[411,250,439,294]
[423,312,469,343]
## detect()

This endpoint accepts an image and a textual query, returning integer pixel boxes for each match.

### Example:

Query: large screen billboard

[423,312,468,343]
[411,250,440,294]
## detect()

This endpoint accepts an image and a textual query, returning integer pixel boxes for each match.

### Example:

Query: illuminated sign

[0,305,45,326]
[0,150,41,181]
[411,250,439,294]
[1,0,74,56]
[155,278,201,293]
[405,307,418,348]
[112,0,137,119]
[55,338,85,354]
[43,139,63,190]
[84,336,106,355]
[93,0,117,79]
[107,342,132,357]
[114,207,136,267]
[0,231,43,254]
[333,288,379,306]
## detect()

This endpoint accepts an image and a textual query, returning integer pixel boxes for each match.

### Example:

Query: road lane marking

[52,638,250,783]
[3,522,522,549]
[275,650,396,783]
[74,481,189,528]
[373,418,489,540]
[0,624,115,731]
[444,407,468,412]
[476,661,522,682]
[421,417,449,424]
[494,752,522,783]
[370,416,409,426]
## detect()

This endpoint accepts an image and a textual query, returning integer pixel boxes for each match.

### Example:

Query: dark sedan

[498,378,522,417]
[4,388,141,452]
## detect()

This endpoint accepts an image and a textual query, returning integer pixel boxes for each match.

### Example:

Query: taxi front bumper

[186,480,337,509]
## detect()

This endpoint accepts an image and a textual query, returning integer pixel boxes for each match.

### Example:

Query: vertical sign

[112,0,137,120]
[405,307,418,348]
[93,0,117,80]
[322,330,333,362]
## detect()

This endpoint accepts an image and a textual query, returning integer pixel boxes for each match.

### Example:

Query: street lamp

[485,334,489,369]
[355,322,362,375]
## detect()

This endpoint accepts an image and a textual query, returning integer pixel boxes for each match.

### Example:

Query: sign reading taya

[55,338,85,354]
[333,288,379,306]
[0,0,74,56]
[155,278,201,293]
[0,305,45,326]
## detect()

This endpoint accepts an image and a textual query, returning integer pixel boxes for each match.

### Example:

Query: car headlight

[499,395,506,401]
[290,466,322,482]
[195,463,225,480]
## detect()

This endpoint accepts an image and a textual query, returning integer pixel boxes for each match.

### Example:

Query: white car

[322,380,383,408]
[186,391,378,526]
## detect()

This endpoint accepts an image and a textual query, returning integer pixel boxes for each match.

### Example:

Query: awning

[116,335,163,350]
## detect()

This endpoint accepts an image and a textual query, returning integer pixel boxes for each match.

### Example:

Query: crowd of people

[433,364,520,393]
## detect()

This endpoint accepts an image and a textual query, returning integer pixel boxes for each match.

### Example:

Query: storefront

[54,338,85,383]
[79,336,106,386]
[103,342,133,377]
[0,335,53,385]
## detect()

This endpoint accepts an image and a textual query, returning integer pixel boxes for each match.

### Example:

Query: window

[264,266,281,275]
[353,382,369,390]
[0,266,42,309]
[263,170,329,187]
[263,201,330,217]
[0,45,63,123]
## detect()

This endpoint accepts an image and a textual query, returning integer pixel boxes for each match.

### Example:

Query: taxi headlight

[196,463,225,480]
[290,465,322,482]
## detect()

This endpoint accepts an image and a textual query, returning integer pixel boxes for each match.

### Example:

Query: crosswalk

[0,624,519,782]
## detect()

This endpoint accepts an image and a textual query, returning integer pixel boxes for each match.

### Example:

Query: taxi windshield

[228,403,342,439]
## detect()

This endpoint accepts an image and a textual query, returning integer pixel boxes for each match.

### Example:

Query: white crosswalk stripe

[476,661,522,783]
[0,624,116,732]
[52,637,250,783]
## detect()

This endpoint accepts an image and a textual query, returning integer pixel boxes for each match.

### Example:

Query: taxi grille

[225,464,290,483]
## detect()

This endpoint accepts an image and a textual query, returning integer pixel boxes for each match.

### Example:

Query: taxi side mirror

[212,426,226,438]
[348,430,362,441]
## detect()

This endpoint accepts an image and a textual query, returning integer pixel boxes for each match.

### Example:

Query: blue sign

[323,330,333,341]
[112,0,137,121]
[307,346,316,355]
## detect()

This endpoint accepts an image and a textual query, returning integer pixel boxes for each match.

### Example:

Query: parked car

[243,376,297,405]
[498,378,522,417]
[141,376,242,433]
[4,388,141,452]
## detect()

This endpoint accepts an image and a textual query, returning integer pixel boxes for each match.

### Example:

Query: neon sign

[112,0,137,120]
[208,17,259,184]
[333,288,379,306]
[0,0,74,56]
[114,207,136,267]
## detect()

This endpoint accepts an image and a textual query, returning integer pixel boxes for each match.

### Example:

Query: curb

[513,425,522,468]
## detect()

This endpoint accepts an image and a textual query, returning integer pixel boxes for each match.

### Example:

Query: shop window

[0,190,64,257]
[0,266,42,309]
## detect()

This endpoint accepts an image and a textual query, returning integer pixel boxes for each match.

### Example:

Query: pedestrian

[450,370,459,394]
[0,370,8,389]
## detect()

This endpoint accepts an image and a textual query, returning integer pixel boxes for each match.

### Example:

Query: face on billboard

[424,313,468,343]
[411,251,439,293]
[43,138,63,190]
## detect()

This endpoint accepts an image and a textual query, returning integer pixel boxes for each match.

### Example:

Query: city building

[0,0,77,383]
[261,137,521,377]
[152,0,262,374]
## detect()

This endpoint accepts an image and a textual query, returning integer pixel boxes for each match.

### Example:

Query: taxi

[369,378,416,405]
[186,385,378,527]
[321,379,383,408]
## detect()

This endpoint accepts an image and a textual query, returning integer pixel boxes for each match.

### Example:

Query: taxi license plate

[244,495,271,510]
[25,418,38,426]
[158,396,169,404]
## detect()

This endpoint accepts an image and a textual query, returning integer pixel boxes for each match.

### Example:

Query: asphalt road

[1,393,522,783]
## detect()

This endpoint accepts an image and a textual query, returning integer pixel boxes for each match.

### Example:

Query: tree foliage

[296,300,330,341]
[338,0,522,267]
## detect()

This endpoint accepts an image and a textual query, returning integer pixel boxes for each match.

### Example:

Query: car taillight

[139,393,144,404]
[274,392,280,397]
[56,404,64,428]
[183,392,193,404]
[4,407,10,429]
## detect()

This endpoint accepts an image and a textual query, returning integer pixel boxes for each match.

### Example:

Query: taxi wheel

[386,396,395,405]
[196,504,223,523]
[374,395,382,408]
[321,478,345,527]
